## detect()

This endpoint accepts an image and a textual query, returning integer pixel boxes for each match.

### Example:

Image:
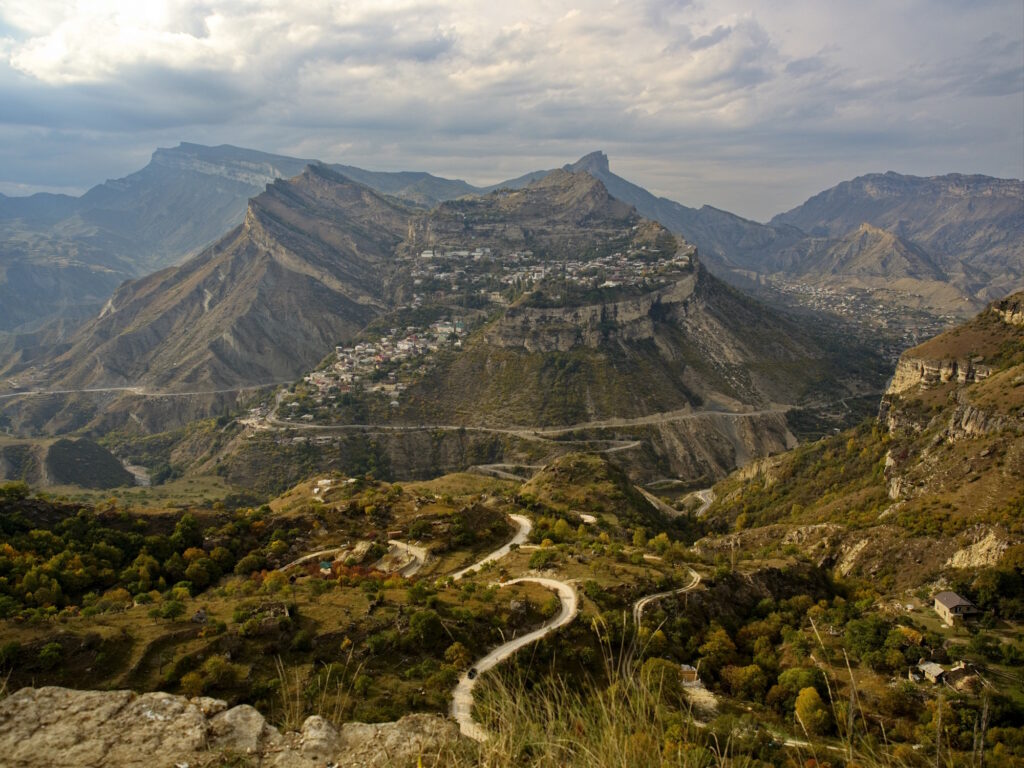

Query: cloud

[0,0,1020,220]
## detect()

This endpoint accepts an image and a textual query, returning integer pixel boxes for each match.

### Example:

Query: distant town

[764,277,965,362]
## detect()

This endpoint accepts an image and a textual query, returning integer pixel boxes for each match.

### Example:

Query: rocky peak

[566,150,611,174]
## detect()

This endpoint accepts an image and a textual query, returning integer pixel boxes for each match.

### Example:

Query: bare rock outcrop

[886,355,992,396]
[0,686,459,768]
[946,529,1010,569]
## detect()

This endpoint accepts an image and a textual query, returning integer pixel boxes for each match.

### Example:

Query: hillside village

[256,240,699,425]
[404,239,696,308]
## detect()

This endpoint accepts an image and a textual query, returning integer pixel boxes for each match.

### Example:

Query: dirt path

[278,546,349,572]
[450,577,579,741]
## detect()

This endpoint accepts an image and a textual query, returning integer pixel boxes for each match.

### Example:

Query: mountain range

[2,143,1020,340]
[1,164,871,444]
[0,144,483,335]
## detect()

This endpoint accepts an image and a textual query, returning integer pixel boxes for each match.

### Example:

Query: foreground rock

[0,686,459,768]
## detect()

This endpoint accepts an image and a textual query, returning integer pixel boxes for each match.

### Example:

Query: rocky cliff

[487,270,697,353]
[880,291,1024,501]
[887,355,992,395]
[0,686,457,768]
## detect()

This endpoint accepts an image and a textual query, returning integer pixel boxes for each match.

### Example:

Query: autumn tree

[795,686,832,735]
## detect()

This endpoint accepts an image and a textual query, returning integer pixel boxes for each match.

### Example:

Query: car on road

[468,668,477,680]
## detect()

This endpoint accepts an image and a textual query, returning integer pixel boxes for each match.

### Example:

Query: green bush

[38,642,63,669]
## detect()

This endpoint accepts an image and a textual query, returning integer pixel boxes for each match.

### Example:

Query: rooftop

[934,591,974,610]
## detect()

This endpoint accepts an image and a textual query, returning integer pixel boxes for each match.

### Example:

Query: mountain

[791,223,946,281]
[0,166,884,494]
[524,155,1020,315]
[5,144,1017,339]
[33,164,408,391]
[702,290,1024,586]
[555,152,807,275]
[760,223,974,312]
[0,144,310,333]
[0,144,481,334]
[771,172,1024,301]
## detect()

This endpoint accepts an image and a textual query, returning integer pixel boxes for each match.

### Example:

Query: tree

[697,624,737,678]
[444,641,472,669]
[171,514,203,550]
[795,686,832,735]
[721,664,769,700]
[184,560,212,591]
[160,600,186,620]
[767,666,826,715]
[552,519,573,541]
[38,642,63,669]
[640,657,685,708]
[234,553,265,576]
[409,609,444,648]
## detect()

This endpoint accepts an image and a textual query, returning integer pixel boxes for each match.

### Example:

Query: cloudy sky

[1,0,1021,220]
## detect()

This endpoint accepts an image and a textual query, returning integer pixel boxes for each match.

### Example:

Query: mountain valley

[0,147,1021,768]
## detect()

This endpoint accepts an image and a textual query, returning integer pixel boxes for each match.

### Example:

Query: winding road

[446,517,704,742]
[632,567,701,627]
[450,514,532,581]
[388,540,430,577]
[264,403,793,441]
[691,488,715,517]
[279,546,349,572]
[450,577,579,741]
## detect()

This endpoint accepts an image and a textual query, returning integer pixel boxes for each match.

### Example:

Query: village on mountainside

[241,240,698,427]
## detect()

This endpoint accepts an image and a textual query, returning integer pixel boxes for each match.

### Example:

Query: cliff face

[887,356,992,395]
[488,271,697,352]
[880,291,1024,502]
[0,686,457,768]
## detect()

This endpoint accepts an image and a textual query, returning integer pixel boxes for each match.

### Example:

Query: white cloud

[0,0,1020,219]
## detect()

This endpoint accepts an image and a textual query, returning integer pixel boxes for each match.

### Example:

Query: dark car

[467,668,478,680]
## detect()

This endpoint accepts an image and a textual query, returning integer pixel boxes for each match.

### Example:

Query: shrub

[38,642,63,669]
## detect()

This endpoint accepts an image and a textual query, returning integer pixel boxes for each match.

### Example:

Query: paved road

[632,568,701,626]
[263,404,793,440]
[451,514,532,581]
[450,577,579,741]
[638,487,682,518]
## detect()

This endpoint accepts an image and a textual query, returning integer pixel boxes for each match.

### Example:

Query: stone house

[933,591,978,626]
